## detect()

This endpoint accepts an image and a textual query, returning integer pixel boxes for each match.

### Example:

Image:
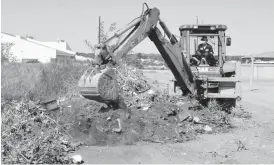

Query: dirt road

[74,79,274,164]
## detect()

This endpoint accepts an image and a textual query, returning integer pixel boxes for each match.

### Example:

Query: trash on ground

[192,116,200,124]
[112,118,122,133]
[70,155,83,164]
[204,125,213,132]
[178,111,192,122]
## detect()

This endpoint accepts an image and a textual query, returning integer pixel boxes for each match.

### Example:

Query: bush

[1,42,17,63]
[1,63,88,163]
[1,63,88,102]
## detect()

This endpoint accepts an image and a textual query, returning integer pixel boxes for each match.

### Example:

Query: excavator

[78,3,242,109]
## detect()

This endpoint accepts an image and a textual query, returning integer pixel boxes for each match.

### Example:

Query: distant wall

[241,64,274,80]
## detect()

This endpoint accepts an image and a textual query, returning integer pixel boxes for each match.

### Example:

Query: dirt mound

[56,67,235,147]
[52,67,234,147]
[65,97,233,146]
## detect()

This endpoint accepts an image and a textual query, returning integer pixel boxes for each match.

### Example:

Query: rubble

[236,140,248,151]
[192,116,200,124]
[70,155,83,164]
[178,111,192,122]
[1,100,74,164]
[112,118,122,133]
[64,93,233,146]
[116,64,151,97]
[176,101,185,107]
[147,89,155,95]
[204,125,213,132]
[142,106,149,111]
[57,67,235,146]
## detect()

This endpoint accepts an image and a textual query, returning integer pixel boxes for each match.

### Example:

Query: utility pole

[196,16,199,24]
[98,16,101,44]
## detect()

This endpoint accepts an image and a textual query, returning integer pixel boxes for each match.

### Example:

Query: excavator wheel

[78,66,119,104]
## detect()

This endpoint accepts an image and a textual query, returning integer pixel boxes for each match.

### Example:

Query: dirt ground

[73,73,274,164]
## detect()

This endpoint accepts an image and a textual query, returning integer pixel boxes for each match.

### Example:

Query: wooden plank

[40,99,58,111]
[207,77,238,82]
[206,93,237,98]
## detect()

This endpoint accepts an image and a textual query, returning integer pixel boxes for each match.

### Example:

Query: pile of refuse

[64,66,235,146]
[115,64,151,97]
[1,100,82,164]
[115,64,173,108]
[66,96,234,146]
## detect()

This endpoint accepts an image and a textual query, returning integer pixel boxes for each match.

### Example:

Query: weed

[1,63,88,102]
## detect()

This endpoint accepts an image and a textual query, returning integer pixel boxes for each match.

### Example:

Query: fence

[241,63,274,90]
[241,64,274,80]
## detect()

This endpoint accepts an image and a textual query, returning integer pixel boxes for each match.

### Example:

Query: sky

[1,0,274,55]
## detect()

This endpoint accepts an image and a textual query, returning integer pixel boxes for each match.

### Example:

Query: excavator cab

[178,24,241,108]
[180,24,228,67]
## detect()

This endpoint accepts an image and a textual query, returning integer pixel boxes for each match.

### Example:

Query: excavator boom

[78,5,195,104]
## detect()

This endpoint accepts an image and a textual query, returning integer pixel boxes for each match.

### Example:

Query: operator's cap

[201,36,208,41]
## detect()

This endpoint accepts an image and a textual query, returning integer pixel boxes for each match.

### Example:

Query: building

[75,55,94,63]
[241,51,274,64]
[241,51,274,80]
[1,32,76,63]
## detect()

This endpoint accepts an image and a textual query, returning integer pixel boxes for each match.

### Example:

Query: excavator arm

[148,26,195,94]
[78,5,195,103]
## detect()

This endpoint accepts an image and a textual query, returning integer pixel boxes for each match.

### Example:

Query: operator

[196,36,216,66]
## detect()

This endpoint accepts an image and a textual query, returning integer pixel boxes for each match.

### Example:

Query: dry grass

[1,63,88,102]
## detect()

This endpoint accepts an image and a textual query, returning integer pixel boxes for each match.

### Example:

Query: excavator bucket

[78,66,119,104]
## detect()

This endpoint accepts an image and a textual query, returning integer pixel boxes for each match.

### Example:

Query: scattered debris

[236,140,248,151]
[1,100,73,164]
[70,155,83,164]
[147,89,155,95]
[65,94,233,146]
[142,106,149,111]
[204,125,213,132]
[178,111,192,122]
[192,116,200,124]
[112,118,122,133]
[176,101,185,107]
[231,108,252,119]
[28,100,36,110]
[116,64,151,97]
[40,99,59,111]
[209,151,220,158]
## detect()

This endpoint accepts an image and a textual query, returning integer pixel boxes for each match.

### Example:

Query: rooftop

[1,32,76,56]
[242,51,274,58]
[179,24,227,31]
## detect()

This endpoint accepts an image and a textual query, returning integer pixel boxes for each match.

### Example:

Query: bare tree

[84,21,117,53]
[84,20,135,60]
